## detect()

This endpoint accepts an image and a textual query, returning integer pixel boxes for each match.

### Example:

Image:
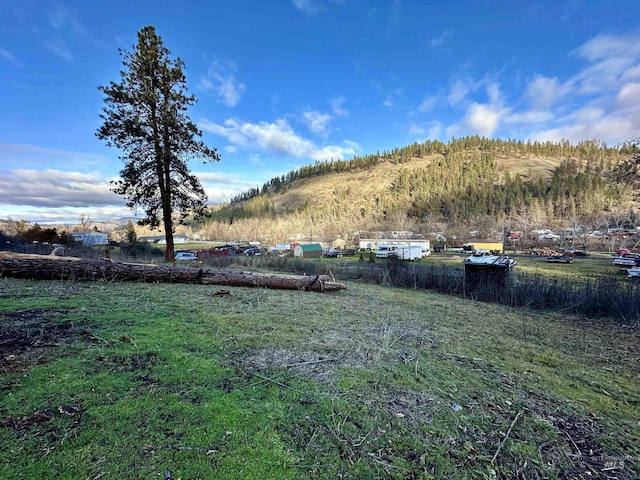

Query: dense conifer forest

[199,137,639,243]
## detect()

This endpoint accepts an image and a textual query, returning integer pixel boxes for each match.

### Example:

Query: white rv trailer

[375,243,425,260]
[374,243,406,258]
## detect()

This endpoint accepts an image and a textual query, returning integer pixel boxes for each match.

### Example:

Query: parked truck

[462,242,503,254]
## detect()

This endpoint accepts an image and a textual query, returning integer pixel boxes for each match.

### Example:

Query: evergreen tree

[613,137,640,187]
[97,26,219,262]
[124,221,137,244]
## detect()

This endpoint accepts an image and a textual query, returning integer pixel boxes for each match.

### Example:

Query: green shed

[293,243,323,258]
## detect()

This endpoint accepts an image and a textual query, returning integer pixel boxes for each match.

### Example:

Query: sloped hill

[204,137,635,235]
[268,151,562,215]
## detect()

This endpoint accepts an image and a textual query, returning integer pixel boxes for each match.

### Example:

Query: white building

[360,238,430,253]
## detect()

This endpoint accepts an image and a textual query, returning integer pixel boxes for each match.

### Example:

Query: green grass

[322,250,626,282]
[510,255,623,281]
[0,277,638,479]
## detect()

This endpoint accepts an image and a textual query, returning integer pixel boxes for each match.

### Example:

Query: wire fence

[235,256,640,324]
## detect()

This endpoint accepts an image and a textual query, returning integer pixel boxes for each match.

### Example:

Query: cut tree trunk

[0,254,346,292]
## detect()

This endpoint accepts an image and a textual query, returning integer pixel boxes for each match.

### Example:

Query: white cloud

[199,58,246,108]
[201,118,313,155]
[292,0,320,16]
[0,165,264,221]
[529,104,640,146]
[448,77,469,106]
[572,33,640,63]
[525,75,564,110]
[449,33,639,144]
[531,119,631,145]
[383,88,402,108]
[0,47,21,66]
[330,96,348,116]
[196,172,245,184]
[416,95,436,113]
[560,0,581,21]
[463,103,503,137]
[0,144,110,171]
[616,82,640,106]
[505,110,554,125]
[200,117,359,161]
[408,120,443,142]
[49,4,85,36]
[444,81,508,138]
[197,171,260,204]
[522,33,640,145]
[429,30,451,48]
[314,143,359,161]
[303,110,332,134]
[426,121,442,140]
[248,153,263,166]
[409,123,426,136]
[271,95,281,114]
[0,205,136,224]
[41,4,95,61]
[486,82,502,105]
[0,169,118,208]
[568,33,640,95]
[46,38,73,61]
[449,82,508,138]
[621,65,640,83]
[565,106,604,124]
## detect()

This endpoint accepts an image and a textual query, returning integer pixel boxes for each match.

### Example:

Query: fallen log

[0,253,346,292]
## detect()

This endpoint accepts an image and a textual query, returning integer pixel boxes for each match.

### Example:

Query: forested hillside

[199,137,638,243]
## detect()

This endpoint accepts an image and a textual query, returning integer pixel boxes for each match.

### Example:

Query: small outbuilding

[293,243,323,258]
[463,251,516,298]
[71,231,108,246]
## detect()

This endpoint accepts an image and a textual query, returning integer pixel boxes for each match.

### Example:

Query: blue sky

[1,0,639,224]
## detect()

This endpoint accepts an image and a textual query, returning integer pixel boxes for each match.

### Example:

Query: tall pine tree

[97,26,219,262]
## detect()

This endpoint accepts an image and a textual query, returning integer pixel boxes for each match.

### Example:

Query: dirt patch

[240,348,338,384]
[523,392,637,479]
[0,308,93,373]
[95,351,163,373]
[0,403,85,455]
[0,408,56,430]
[540,414,638,480]
[237,346,441,425]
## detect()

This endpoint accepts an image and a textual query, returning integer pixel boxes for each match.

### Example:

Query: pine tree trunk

[0,254,346,292]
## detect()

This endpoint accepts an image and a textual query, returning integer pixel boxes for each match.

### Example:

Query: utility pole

[502,224,509,256]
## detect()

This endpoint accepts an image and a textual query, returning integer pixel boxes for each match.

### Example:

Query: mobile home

[363,239,430,255]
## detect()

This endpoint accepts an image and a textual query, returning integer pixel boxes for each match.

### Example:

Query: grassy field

[331,251,626,283]
[0,275,638,479]
[120,242,629,283]
[422,253,624,281]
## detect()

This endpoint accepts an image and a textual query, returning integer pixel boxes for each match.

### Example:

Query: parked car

[616,248,631,255]
[175,252,198,261]
[324,248,343,258]
[244,247,261,256]
[547,255,573,264]
[564,247,587,256]
[613,253,640,267]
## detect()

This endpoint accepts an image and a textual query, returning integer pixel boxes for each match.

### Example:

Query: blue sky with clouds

[1,0,639,223]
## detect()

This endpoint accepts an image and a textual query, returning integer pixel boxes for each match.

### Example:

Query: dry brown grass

[269,153,563,214]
